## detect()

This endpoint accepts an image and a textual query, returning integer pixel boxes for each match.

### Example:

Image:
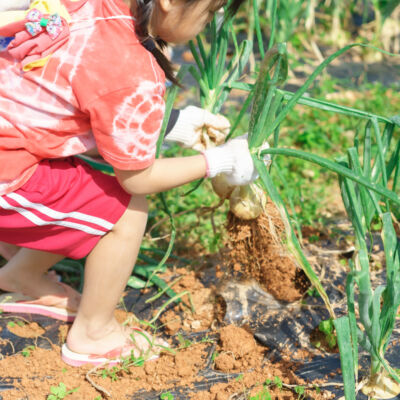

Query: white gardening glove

[203,134,271,186]
[165,106,230,151]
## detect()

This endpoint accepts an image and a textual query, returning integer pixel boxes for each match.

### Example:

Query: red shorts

[0,158,131,259]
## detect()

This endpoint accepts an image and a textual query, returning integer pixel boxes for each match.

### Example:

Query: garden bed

[0,221,399,400]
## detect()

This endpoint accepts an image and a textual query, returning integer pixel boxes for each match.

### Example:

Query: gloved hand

[165,106,230,151]
[203,134,271,186]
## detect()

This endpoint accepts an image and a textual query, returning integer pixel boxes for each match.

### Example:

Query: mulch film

[0,222,400,399]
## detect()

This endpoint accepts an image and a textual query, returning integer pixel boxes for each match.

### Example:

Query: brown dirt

[189,326,332,400]
[226,202,310,302]
[0,265,335,399]
[7,321,45,338]
[159,268,217,334]
[0,325,332,400]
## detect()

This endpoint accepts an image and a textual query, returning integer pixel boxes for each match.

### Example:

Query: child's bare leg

[0,242,20,261]
[0,249,66,298]
[67,195,156,356]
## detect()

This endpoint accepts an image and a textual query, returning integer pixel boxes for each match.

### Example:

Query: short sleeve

[86,80,165,170]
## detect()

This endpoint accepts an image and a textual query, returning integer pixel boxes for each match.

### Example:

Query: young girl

[0,0,259,367]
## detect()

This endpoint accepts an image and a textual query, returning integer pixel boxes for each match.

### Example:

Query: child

[0,0,259,366]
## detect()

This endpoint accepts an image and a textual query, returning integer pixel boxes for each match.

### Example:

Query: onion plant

[188,5,252,114]
[161,3,400,393]
[214,0,400,387]
[243,44,400,398]
[333,117,400,399]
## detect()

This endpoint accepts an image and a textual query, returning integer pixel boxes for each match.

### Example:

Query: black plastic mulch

[1,242,400,399]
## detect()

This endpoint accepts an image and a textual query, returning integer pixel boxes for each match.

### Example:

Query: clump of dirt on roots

[226,201,309,302]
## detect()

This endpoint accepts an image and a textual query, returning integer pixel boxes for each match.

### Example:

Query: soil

[225,202,310,303]
[1,215,391,399]
[0,323,329,400]
[0,261,339,400]
[6,321,45,339]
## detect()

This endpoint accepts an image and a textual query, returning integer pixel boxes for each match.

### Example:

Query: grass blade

[258,148,400,206]
[270,44,400,134]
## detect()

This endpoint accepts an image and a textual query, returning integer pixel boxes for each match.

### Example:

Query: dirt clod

[226,202,310,302]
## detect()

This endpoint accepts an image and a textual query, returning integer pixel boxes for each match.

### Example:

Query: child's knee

[112,195,148,239]
[0,242,19,261]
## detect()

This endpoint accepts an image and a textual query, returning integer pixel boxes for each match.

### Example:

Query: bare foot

[0,270,81,312]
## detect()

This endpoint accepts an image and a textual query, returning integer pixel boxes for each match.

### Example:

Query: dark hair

[134,0,246,86]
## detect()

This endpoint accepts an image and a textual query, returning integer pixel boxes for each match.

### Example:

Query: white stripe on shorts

[0,197,107,236]
[6,192,114,230]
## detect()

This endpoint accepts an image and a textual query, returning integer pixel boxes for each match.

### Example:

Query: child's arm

[115,135,264,196]
[114,155,207,196]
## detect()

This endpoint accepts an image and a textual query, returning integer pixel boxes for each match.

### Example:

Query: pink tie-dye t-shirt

[0,0,166,195]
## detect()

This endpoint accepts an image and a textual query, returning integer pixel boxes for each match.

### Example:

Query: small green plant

[235,374,244,381]
[308,234,320,243]
[160,392,174,400]
[294,385,306,400]
[273,376,283,390]
[176,333,193,349]
[47,383,79,400]
[306,287,320,297]
[313,384,321,394]
[7,321,15,328]
[211,351,219,362]
[100,366,120,382]
[319,318,337,349]
[98,350,148,382]
[21,345,35,358]
[200,335,214,344]
[250,388,272,400]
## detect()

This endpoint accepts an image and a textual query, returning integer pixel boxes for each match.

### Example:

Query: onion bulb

[362,370,400,399]
[229,184,266,220]
[212,174,236,200]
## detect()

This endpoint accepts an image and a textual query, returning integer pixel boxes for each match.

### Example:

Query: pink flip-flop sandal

[61,328,169,367]
[0,282,80,322]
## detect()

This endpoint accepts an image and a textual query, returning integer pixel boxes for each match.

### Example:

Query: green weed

[98,351,146,382]
[47,383,79,400]
[160,392,175,400]
[294,385,306,399]
[176,333,193,349]
[21,345,35,358]
[250,388,272,400]
[307,287,321,297]
[319,318,337,349]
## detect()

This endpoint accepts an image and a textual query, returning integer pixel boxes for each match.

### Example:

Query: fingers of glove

[202,111,231,132]
[182,106,207,126]
[224,167,257,186]
[222,137,257,186]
